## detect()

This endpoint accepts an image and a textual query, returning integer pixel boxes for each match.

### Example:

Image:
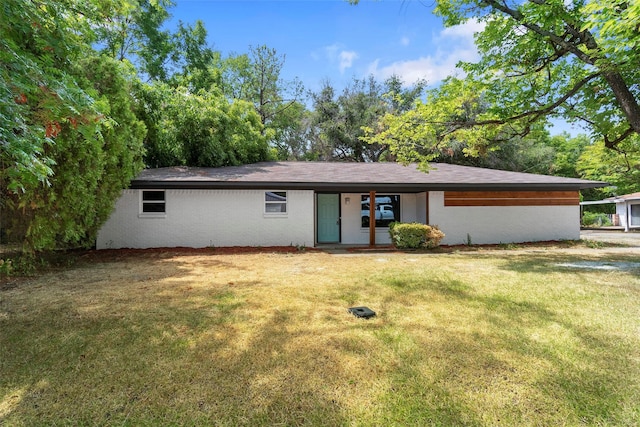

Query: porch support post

[369,190,376,246]
[425,191,430,224]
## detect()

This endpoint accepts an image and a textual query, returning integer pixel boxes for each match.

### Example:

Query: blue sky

[168,0,580,135]
[168,0,482,93]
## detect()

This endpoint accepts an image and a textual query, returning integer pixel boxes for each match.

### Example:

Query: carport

[581,192,640,232]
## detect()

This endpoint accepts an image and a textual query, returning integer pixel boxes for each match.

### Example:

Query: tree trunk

[602,71,640,135]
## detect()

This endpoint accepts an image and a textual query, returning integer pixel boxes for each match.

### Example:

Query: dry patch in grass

[1,248,639,426]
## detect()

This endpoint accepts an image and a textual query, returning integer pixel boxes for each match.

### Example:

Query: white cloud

[368,48,477,85]
[438,18,485,40]
[368,19,486,86]
[323,43,340,59]
[339,50,358,73]
[315,43,359,74]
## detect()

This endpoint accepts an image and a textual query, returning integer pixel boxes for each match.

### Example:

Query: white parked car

[361,204,396,226]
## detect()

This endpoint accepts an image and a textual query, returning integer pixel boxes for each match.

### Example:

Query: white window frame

[264,191,287,216]
[139,190,166,218]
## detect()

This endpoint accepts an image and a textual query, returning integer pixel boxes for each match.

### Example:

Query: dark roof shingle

[131,161,607,191]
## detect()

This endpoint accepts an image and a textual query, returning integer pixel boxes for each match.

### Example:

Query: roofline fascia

[130,180,607,192]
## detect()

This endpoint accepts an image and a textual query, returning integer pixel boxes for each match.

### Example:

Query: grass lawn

[1,247,639,426]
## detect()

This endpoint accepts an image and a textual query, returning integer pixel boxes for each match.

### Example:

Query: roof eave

[130,180,607,192]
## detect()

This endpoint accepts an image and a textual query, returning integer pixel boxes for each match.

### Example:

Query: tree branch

[442,72,601,133]
[483,0,640,138]
[604,127,634,149]
[482,0,596,65]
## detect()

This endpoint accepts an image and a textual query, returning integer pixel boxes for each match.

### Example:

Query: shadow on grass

[2,252,639,426]
[372,272,640,425]
[0,259,349,425]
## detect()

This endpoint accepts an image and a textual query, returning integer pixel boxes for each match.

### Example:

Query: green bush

[389,222,445,249]
[582,212,612,227]
[0,253,40,277]
[0,258,12,276]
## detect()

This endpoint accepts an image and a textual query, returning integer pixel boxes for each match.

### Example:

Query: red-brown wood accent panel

[446,191,578,199]
[444,191,580,207]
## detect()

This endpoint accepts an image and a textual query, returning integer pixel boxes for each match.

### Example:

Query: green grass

[1,249,639,426]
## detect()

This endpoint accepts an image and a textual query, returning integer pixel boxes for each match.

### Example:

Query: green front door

[317,193,340,243]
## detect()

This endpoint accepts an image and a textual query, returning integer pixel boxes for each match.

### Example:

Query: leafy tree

[382,75,429,115]
[222,45,304,141]
[364,77,515,166]
[358,0,640,164]
[439,0,640,146]
[308,82,341,160]
[136,83,271,168]
[95,0,175,81]
[177,90,270,167]
[1,0,148,251]
[133,81,183,168]
[1,0,99,192]
[381,79,558,174]
[95,1,223,90]
[313,75,426,162]
[3,56,146,250]
[169,20,222,90]
[577,137,640,198]
[269,102,315,160]
[100,0,175,78]
[547,132,591,178]
[435,134,557,175]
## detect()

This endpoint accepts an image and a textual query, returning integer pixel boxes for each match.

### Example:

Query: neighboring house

[582,192,640,232]
[96,162,606,249]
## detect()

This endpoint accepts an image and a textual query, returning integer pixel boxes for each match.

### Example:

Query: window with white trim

[265,191,287,213]
[141,190,166,214]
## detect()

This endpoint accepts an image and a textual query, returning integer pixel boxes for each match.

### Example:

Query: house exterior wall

[429,191,581,245]
[416,192,427,224]
[616,201,640,231]
[96,189,315,249]
[97,188,583,249]
[616,203,628,230]
[340,193,422,245]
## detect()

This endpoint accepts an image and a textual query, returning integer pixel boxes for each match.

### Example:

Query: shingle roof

[130,161,607,192]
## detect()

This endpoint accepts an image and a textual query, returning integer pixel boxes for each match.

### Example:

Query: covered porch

[315,190,428,247]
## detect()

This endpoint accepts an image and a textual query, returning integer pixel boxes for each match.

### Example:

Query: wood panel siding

[444,191,580,207]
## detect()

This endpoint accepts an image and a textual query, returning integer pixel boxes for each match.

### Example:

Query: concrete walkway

[318,230,640,256]
[580,229,640,247]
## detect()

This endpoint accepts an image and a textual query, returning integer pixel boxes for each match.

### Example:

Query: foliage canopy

[364,0,640,169]
[1,0,146,250]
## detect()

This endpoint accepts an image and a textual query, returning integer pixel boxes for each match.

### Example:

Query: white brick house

[97,162,606,249]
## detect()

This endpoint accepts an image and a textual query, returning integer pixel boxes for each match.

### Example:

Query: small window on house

[265,191,287,214]
[361,195,400,227]
[141,190,165,214]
